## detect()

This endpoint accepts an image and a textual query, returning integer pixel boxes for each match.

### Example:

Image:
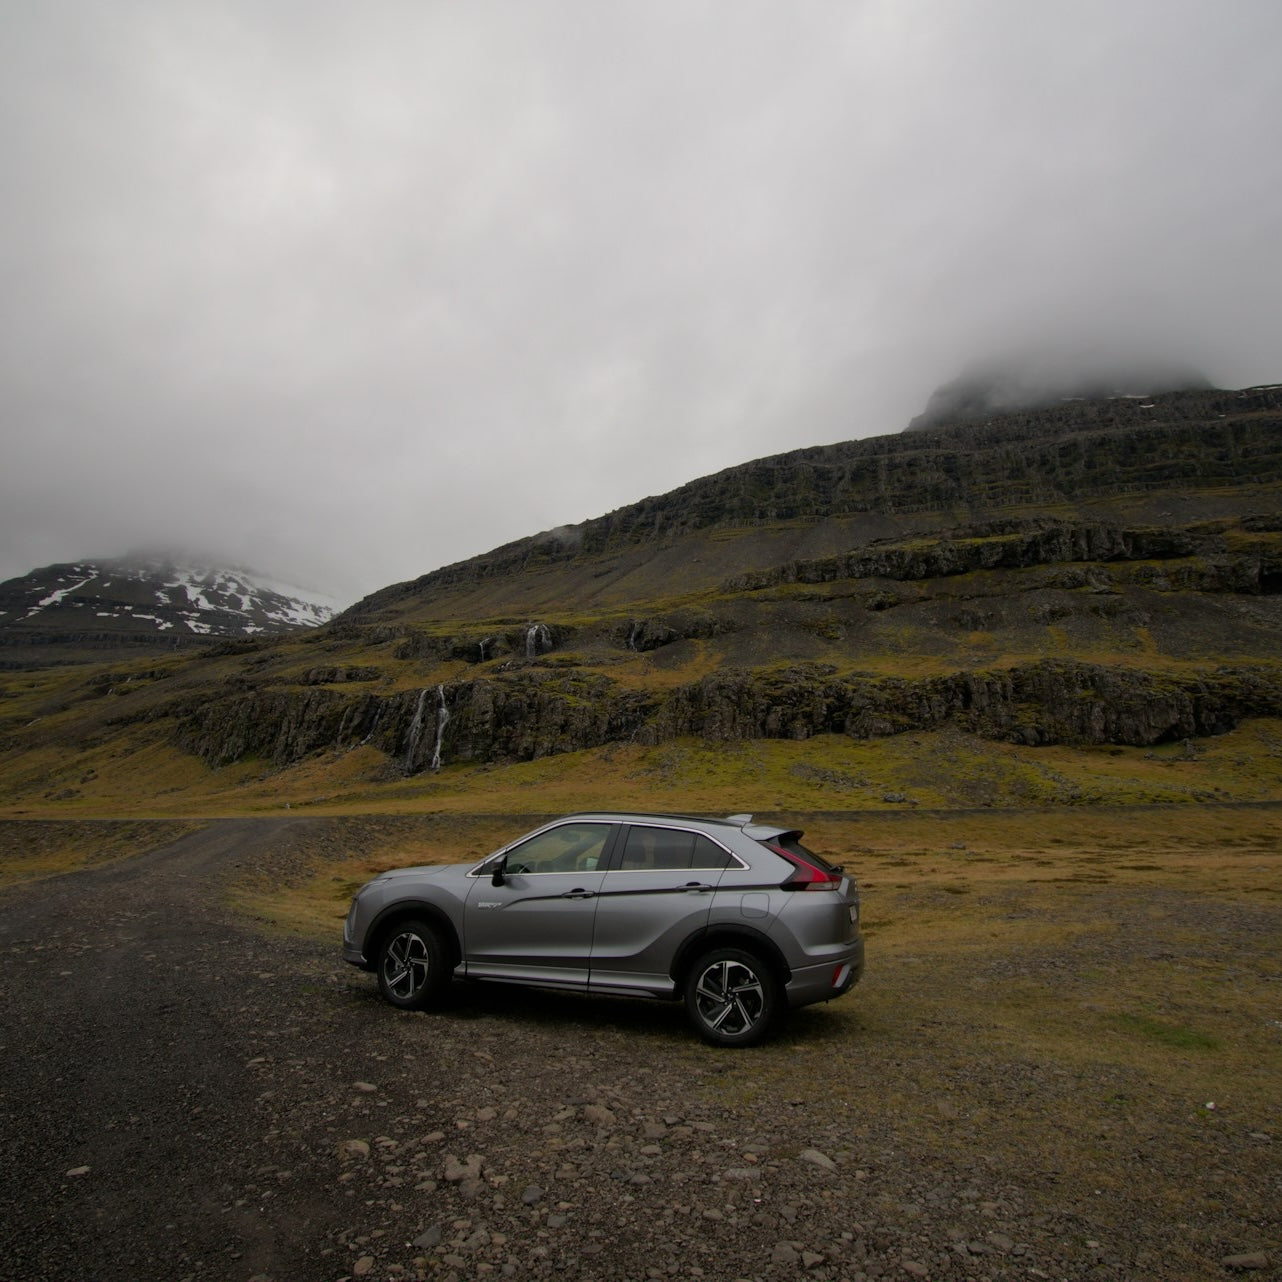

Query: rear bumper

[784,936,865,1009]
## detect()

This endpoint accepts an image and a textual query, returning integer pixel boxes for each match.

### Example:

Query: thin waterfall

[430,684,450,771]
[361,703,384,746]
[525,622,551,658]
[403,688,429,768]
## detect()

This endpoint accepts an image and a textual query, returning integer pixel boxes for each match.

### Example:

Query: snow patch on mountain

[1,556,338,640]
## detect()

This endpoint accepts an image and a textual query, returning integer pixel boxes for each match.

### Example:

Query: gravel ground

[0,818,1277,1282]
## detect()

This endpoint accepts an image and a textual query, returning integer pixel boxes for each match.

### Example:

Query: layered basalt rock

[168,659,1282,775]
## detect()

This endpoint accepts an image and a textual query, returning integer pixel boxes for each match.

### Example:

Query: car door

[587,822,734,997]
[461,820,614,989]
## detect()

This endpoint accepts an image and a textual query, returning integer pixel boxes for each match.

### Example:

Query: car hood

[368,863,472,885]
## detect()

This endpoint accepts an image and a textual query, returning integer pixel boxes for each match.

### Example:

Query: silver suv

[342,812,863,1045]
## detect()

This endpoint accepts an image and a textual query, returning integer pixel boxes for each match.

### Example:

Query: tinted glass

[620,826,687,869]
[620,827,733,870]
[690,834,733,869]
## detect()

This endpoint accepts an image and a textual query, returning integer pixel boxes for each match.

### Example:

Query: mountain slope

[345,383,1282,625]
[0,556,336,668]
[1,383,1280,811]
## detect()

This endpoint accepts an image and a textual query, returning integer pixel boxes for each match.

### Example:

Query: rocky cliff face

[165,658,1282,775]
[722,516,1282,594]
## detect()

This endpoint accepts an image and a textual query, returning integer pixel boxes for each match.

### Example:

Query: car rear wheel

[376,919,449,1009]
[684,947,781,1046]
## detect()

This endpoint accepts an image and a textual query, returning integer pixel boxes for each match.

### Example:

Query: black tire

[684,947,781,1047]
[375,919,450,1010]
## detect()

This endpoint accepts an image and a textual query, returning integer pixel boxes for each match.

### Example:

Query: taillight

[770,843,843,891]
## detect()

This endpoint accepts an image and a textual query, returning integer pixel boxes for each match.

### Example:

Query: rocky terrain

[163,656,1282,777]
[1,818,1277,1282]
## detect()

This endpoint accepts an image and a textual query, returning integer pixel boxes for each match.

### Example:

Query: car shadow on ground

[343,970,858,1049]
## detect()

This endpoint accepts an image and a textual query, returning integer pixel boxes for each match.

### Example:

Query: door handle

[683,882,713,892]
[561,888,595,899]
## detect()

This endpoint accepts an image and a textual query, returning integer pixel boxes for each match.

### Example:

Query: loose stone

[798,1148,836,1171]
[1222,1253,1272,1271]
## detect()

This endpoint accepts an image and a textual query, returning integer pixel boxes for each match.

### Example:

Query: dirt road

[0,820,359,1280]
[0,819,1276,1282]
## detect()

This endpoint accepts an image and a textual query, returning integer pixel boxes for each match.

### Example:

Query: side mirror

[490,856,507,887]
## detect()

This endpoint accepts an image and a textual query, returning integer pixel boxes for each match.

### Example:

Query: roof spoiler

[728,813,799,842]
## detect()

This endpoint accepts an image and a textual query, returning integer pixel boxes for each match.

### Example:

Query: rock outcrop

[722,518,1282,595]
[167,659,1282,775]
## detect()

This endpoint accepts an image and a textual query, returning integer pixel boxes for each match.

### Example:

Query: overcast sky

[2,1,1280,606]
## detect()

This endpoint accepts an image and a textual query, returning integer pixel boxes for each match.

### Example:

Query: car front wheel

[376,919,449,1009]
[684,947,781,1046]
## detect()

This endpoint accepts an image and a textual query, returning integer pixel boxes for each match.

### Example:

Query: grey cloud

[1,1,1279,604]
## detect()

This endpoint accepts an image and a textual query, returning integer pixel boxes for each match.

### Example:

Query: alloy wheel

[692,957,767,1037]
[382,929,430,1000]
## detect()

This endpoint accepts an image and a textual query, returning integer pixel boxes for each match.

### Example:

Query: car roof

[556,811,795,840]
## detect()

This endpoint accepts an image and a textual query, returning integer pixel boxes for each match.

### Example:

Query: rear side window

[619,827,734,870]
[689,834,733,869]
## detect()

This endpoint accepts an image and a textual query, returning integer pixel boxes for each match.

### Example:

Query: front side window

[503,822,611,874]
